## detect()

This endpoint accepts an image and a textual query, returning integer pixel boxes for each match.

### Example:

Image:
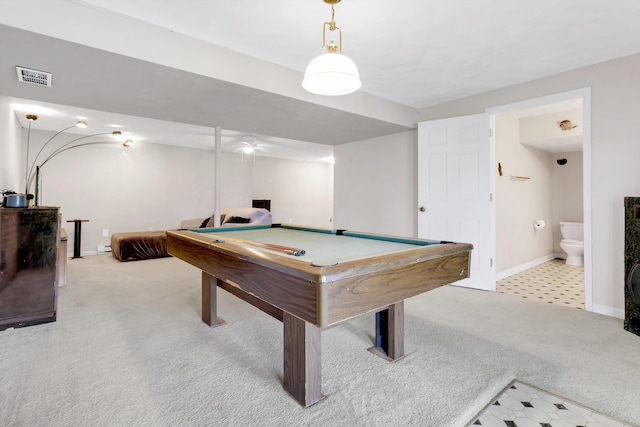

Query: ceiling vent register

[16,66,52,87]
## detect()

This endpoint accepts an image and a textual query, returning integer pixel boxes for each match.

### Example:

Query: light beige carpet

[1,255,639,426]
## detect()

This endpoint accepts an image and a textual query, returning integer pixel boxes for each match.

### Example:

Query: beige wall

[27,128,253,252]
[252,157,333,228]
[335,53,637,316]
[334,130,416,237]
[495,113,584,276]
[552,151,584,254]
[495,113,554,273]
[7,124,333,255]
[0,97,23,192]
[418,52,640,317]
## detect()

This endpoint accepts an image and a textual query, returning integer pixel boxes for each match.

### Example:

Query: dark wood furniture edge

[167,229,473,283]
[367,301,405,361]
[202,271,284,324]
[283,312,323,407]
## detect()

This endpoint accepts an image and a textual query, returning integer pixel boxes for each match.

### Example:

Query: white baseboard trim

[496,254,557,281]
[592,303,624,319]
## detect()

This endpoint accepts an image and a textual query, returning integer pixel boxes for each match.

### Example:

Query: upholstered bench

[111,230,170,262]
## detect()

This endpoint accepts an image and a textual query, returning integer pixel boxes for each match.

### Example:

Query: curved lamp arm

[26,123,79,183]
[32,139,131,206]
[27,132,114,190]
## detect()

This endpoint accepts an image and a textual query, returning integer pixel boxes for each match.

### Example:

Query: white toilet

[559,222,584,266]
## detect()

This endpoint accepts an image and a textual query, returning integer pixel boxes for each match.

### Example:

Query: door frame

[486,87,592,312]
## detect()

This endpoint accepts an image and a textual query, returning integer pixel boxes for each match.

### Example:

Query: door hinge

[490,193,493,202]
[489,128,493,137]
[490,258,493,267]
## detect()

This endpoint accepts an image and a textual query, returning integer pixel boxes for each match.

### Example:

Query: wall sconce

[302,0,361,96]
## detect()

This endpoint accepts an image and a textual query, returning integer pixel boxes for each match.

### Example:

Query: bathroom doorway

[488,89,590,311]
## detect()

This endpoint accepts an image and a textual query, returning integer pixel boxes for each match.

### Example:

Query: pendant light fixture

[302,0,361,96]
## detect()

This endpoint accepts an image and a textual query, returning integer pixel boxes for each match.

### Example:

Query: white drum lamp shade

[303,0,361,96]
[302,51,361,96]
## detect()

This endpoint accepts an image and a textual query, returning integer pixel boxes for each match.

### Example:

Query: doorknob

[419,206,426,212]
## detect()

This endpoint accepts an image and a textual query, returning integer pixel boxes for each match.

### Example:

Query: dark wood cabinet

[0,206,60,330]
[624,197,640,336]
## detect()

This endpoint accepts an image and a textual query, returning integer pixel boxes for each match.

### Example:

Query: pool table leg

[368,301,405,361]
[283,312,323,407]
[201,272,226,327]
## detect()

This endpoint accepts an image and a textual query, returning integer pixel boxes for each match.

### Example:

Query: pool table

[167,224,472,407]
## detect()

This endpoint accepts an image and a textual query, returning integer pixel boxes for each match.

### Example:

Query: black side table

[66,219,89,258]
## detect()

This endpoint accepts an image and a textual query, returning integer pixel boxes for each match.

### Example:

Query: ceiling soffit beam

[0,1,416,130]
[0,24,412,145]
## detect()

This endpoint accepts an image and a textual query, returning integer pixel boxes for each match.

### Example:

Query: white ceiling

[522,135,583,154]
[2,0,640,160]
[74,0,640,108]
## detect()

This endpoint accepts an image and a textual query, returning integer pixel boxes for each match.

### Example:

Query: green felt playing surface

[194,226,435,266]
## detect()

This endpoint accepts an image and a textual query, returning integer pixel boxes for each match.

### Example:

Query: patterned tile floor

[469,381,632,427]
[497,259,584,309]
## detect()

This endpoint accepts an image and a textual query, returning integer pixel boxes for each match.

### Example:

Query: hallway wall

[551,151,584,255]
[419,52,640,317]
[495,113,554,274]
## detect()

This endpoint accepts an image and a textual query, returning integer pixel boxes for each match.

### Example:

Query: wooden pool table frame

[167,225,472,407]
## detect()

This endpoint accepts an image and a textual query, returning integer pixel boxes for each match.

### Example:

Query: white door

[418,113,494,291]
